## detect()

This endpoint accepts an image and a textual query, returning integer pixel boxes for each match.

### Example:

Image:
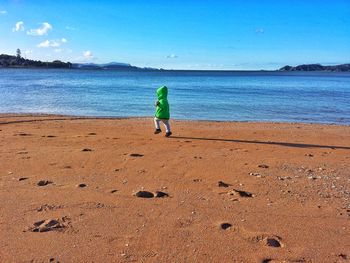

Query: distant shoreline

[1,53,350,72]
[2,67,350,74]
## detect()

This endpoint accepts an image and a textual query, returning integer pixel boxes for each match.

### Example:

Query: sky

[0,0,349,70]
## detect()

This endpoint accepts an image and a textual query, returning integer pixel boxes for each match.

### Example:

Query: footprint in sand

[129,153,144,157]
[27,217,69,232]
[155,191,169,198]
[134,191,154,198]
[239,228,284,248]
[19,177,28,181]
[134,190,169,198]
[218,181,231,187]
[15,133,31,136]
[81,148,93,152]
[261,259,306,263]
[258,164,269,169]
[227,189,254,198]
[220,223,233,230]
[37,180,53,186]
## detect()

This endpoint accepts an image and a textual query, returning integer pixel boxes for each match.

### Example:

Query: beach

[0,114,349,262]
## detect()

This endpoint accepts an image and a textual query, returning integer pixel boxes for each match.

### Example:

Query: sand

[0,114,349,262]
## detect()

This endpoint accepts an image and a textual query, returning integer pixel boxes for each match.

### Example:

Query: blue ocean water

[0,68,349,124]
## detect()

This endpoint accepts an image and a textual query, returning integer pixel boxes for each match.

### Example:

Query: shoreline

[1,113,349,127]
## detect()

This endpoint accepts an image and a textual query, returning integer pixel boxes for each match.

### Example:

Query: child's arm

[154,100,160,107]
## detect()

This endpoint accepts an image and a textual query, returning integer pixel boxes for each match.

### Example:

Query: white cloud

[166,54,178,59]
[37,38,67,48]
[27,22,52,36]
[38,40,59,48]
[255,28,265,34]
[0,10,7,14]
[83,50,93,59]
[13,21,24,32]
[54,49,62,53]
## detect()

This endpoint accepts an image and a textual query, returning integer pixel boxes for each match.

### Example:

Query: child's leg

[154,117,161,130]
[162,119,171,133]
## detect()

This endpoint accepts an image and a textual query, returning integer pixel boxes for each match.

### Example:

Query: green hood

[156,86,168,100]
[155,85,170,119]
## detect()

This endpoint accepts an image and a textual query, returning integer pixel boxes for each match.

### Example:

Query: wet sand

[0,114,349,262]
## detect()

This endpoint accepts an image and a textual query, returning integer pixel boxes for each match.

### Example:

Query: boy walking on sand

[154,85,172,137]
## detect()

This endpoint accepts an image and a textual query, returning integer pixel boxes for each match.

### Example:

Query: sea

[0,68,349,125]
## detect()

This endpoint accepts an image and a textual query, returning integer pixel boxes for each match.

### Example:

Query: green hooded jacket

[155,86,170,119]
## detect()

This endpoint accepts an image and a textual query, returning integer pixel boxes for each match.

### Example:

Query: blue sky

[0,0,349,70]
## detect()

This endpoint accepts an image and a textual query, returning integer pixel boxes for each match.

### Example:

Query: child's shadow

[170,136,350,150]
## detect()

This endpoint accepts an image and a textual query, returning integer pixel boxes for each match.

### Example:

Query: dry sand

[0,114,349,262]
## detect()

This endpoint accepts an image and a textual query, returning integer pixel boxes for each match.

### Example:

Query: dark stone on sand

[37,180,52,186]
[78,183,87,188]
[130,153,144,157]
[110,189,118,193]
[220,223,232,230]
[134,191,154,198]
[218,181,230,187]
[155,191,169,198]
[81,148,93,152]
[46,135,56,138]
[258,164,269,168]
[19,177,28,181]
[266,238,281,247]
[88,133,97,135]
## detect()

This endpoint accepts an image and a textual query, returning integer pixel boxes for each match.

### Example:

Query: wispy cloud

[0,10,7,15]
[27,22,52,36]
[255,28,265,34]
[37,38,67,48]
[24,50,33,57]
[13,21,24,32]
[83,50,93,59]
[65,26,76,31]
[166,54,178,59]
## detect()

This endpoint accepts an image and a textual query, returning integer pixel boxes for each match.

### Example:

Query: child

[154,85,172,137]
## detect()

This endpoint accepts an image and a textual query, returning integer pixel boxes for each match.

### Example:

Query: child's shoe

[165,131,172,137]
[154,129,162,134]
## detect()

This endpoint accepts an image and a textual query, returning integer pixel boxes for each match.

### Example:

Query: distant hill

[0,54,72,68]
[0,53,158,71]
[72,62,158,71]
[279,64,350,72]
